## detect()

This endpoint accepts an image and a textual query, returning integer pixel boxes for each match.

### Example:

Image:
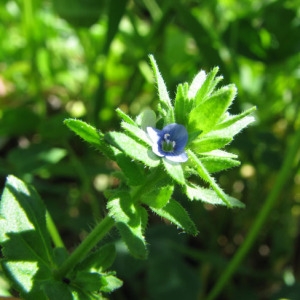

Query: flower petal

[151,143,165,157]
[147,126,161,144]
[165,152,188,163]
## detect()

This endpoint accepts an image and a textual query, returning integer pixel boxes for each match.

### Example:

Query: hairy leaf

[64,119,114,159]
[212,116,255,138]
[188,70,207,99]
[163,159,185,185]
[192,134,232,153]
[174,83,191,125]
[185,182,245,208]
[188,85,237,133]
[215,106,257,130]
[187,150,243,207]
[150,199,198,235]
[76,244,116,273]
[194,67,222,105]
[141,184,174,208]
[100,273,123,293]
[121,121,152,146]
[149,55,175,124]
[116,108,136,126]
[105,131,160,168]
[201,156,240,173]
[0,175,54,299]
[115,151,146,186]
[107,192,148,259]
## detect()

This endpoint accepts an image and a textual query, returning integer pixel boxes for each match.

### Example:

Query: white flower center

[162,133,176,152]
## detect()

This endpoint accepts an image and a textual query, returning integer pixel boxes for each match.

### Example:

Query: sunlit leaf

[163,158,185,185]
[150,199,198,235]
[185,182,245,208]
[105,131,160,168]
[0,175,54,299]
[121,121,152,146]
[192,135,232,153]
[116,108,136,126]
[64,118,114,159]
[187,150,240,207]
[201,156,240,173]
[141,184,174,208]
[107,192,148,259]
[188,85,237,134]
[76,244,116,273]
[149,55,175,124]
[194,67,223,105]
[174,83,191,125]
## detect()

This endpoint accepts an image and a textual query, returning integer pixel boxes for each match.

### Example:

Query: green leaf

[215,106,257,130]
[72,272,102,293]
[42,281,73,300]
[174,83,191,125]
[201,156,240,173]
[149,55,175,124]
[115,151,146,186]
[121,121,152,146]
[187,150,235,207]
[194,67,222,105]
[116,108,136,126]
[76,244,116,273]
[163,159,186,185]
[107,192,148,259]
[105,131,160,168]
[185,182,245,208]
[188,84,237,134]
[211,115,255,138]
[141,184,174,208]
[0,175,54,299]
[64,119,114,159]
[149,55,171,107]
[200,149,238,159]
[100,273,123,293]
[192,134,232,153]
[150,199,198,236]
[188,70,207,99]
[136,109,156,131]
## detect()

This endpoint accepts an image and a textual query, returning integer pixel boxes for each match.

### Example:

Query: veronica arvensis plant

[0,55,255,299]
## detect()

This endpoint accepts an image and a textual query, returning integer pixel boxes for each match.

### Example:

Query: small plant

[0,55,255,299]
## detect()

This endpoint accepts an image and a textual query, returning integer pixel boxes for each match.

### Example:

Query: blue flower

[147,123,188,163]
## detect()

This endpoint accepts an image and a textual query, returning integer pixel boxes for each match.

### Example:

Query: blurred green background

[0,0,300,299]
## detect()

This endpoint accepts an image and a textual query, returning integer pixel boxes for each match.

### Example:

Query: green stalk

[46,210,65,249]
[53,216,115,280]
[207,129,300,300]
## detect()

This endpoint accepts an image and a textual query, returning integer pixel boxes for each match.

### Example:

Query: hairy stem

[53,216,115,280]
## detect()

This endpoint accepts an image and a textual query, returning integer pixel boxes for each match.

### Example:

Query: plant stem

[207,129,300,300]
[46,210,65,249]
[53,216,115,280]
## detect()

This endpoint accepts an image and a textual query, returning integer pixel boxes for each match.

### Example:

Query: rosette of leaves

[64,55,255,259]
